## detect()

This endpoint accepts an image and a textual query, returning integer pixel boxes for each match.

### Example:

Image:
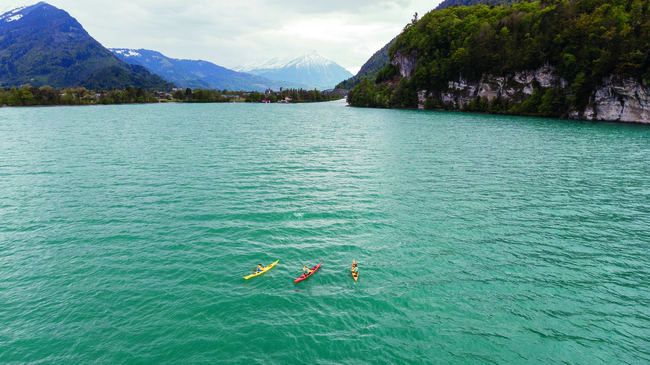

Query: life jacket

[303,266,310,274]
[257,266,264,272]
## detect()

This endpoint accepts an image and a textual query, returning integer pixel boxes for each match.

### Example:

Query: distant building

[172,88,183,92]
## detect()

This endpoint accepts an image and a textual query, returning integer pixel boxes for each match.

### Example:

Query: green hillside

[348,0,650,116]
[79,65,174,91]
[0,3,173,90]
[337,0,530,90]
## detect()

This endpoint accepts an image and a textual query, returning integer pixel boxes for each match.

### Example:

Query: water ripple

[1,102,649,364]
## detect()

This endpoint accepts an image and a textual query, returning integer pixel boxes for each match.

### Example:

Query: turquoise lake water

[1,100,649,364]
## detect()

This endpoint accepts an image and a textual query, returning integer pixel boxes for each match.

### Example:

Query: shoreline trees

[1,85,343,107]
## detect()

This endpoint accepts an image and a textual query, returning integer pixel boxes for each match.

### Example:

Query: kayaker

[303,265,312,275]
[352,264,358,274]
[256,264,264,272]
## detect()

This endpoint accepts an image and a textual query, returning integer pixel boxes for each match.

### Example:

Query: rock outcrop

[391,51,418,79]
[414,64,568,110]
[571,77,650,123]
[392,58,650,124]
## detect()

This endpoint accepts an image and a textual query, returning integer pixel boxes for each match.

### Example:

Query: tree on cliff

[348,0,650,117]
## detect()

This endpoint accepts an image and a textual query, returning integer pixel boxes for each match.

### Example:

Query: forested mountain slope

[0,2,173,90]
[337,0,528,90]
[348,0,650,123]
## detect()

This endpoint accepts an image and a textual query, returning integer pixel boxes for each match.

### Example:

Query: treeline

[0,85,344,107]
[435,0,532,10]
[173,88,343,103]
[0,85,160,106]
[348,0,650,116]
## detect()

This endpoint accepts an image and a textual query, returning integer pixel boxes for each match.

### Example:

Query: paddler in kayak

[302,265,312,275]
[254,264,264,272]
[351,263,358,274]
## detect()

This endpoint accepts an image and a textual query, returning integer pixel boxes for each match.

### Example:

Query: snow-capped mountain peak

[234,56,294,73]
[233,51,352,89]
[235,51,335,72]
[290,51,334,69]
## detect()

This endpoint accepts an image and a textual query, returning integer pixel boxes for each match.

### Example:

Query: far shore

[1,98,346,108]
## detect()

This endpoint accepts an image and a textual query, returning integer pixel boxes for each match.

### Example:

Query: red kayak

[294,262,322,283]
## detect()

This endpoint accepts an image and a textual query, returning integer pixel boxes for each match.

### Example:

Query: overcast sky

[0,0,443,74]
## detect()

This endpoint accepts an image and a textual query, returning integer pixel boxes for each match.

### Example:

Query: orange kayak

[351,259,358,282]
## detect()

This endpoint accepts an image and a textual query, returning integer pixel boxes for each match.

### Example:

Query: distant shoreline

[1,99,346,109]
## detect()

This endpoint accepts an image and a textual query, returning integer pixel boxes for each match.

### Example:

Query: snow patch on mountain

[291,50,336,69]
[233,51,336,72]
[0,2,48,23]
[5,14,23,22]
[234,56,294,73]
[0,6,26,22]
[111,48,142,57]
[235,51,335,72]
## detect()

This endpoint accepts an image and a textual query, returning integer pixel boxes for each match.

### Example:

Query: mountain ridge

[110,48,313,91]
[0,2,173,90]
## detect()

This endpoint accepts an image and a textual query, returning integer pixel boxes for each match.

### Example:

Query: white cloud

[0,0,444,72]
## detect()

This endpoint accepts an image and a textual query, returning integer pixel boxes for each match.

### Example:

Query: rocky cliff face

[393,57,650,124]
[574,77,650,123]
[391,51,418,79]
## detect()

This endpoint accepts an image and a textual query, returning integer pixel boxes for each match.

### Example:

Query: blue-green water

[1,100,649,364]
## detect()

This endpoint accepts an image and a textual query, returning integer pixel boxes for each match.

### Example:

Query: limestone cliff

[394,57,650,124]
[575,77,650,124]
[391,51,418,79]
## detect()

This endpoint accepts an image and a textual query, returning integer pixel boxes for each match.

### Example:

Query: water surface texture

[1,101,649,364]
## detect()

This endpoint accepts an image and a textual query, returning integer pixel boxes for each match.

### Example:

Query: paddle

[349,266,357,276]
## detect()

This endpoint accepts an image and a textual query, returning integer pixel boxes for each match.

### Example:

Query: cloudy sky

[0,0,443,74]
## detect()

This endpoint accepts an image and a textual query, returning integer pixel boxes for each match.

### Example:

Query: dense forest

[348,0,650,117]
[0,3,174,91]
[336,0,527,91]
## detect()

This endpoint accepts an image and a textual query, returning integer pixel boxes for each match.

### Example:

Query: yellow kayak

[244,260,279,280]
